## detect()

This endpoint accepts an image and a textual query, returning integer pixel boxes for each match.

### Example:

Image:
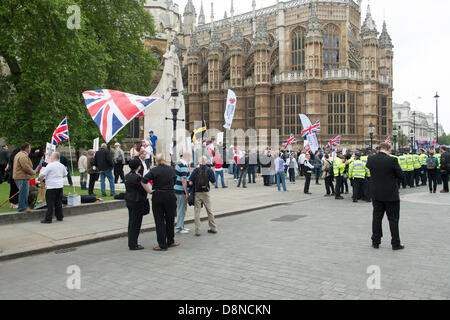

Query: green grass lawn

[0,182,122,214]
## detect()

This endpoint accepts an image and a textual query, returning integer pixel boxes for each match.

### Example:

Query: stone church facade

[145,0,394,149]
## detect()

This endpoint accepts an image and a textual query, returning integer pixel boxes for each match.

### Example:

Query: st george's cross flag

[82,90,160,143]
[301,120,321,138]
[51,118,69,145]
[223,89,237,130]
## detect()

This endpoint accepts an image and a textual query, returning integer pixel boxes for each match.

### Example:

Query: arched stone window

[323,24,340,70]
[291,27,305,72]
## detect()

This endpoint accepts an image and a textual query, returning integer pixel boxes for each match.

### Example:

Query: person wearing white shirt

[39,152,67,223]
[138,150,149,176]
[143,142,154,169]
[303,153,315,195]
[298,151,306,177]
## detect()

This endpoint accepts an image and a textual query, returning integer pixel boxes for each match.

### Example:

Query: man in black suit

[366,143,405,251]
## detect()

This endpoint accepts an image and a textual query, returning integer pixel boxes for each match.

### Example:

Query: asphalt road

[0,188,449,300]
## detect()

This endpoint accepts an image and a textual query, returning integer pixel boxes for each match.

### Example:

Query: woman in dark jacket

[125,159,149,251]
[8,148,20,209]
[141,154,178,252]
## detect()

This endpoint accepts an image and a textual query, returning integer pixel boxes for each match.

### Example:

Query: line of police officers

[331,148,443,203]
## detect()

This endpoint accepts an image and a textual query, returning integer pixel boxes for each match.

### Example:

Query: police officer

[436,149,442,185]
[349,153,370,203]
[405,152,415,188]
[419,149,428,186]
[361,151,372,201]
[397,152,408,189]
[333,152,347,200]
[412,150,422,187]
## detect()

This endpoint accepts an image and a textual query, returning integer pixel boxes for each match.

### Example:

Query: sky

[176,0,450,133]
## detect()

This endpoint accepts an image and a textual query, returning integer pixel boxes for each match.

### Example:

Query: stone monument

[144,44,188,162]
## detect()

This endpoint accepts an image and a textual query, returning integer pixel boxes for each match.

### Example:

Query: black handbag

[188,191,195,207]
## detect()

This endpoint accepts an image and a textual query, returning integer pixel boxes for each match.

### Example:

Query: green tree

[0,0,158,150]
[439,133,450,145]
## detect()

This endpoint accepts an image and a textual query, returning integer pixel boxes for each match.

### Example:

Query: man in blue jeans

[175,153,191,234]
[94,143,116,197]
[275,155,287,192]
[13,143,36,213]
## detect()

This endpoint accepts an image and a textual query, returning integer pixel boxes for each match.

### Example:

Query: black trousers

[304,173,311,193]
[399,172,407,189]
[427,169,437,192]
[263,174,270,186]
[88,173,99,195]
[406,171,414,187]
[0,164,6,184]
[127,206,143,248]
[352,179,366,201]
[114,163,124,183]
[420,166,427,185]
[341,177,349,193]
[45,188,63,221]
[324,176,335,195]
[237,168,248,187]
[335,176,343,198]
[372,200,401,247]
[442,169,449,192]
[152,192,177,249]
[414,169,421,187]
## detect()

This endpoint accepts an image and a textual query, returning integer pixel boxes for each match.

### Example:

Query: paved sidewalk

[0,175,322,261]
[0,187,448,300]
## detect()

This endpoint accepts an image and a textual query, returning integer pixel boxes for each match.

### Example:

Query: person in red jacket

[213,152,228,189]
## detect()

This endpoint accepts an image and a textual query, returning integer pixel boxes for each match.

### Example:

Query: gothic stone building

[143,0,394,149]
[180,0,394,149]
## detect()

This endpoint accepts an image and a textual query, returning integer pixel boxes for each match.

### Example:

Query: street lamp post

[165,86,185,165]
[434,92,440,145]
[412,111,416,151]
[409,129,414,153]
[393,126,398,153]
[368,122,375,152]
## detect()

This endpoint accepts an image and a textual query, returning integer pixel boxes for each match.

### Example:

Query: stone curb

[0,196,319,262]
[0,201,127,225]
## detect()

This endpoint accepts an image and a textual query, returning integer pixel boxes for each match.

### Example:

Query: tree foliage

[0,0,158,150]
[438,133,450,146]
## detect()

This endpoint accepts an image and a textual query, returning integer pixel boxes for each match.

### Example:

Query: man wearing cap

[419,150,428,186]
[349,153,370,203]
[333,152,348,200]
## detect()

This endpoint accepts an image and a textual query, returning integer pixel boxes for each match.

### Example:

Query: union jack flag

[301,120,321,137]
[51,118,69,145]
[326,136,341,148]
[385,136,391,144]
[304,144,311,153]
[82,90,160,143]
[283,134,297,147]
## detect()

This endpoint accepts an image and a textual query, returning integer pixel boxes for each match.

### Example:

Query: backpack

[195,166,210,192]
[426,156,437,170]
[326,160,334,175]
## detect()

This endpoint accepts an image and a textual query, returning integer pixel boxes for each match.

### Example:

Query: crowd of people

[1,136,449,252]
